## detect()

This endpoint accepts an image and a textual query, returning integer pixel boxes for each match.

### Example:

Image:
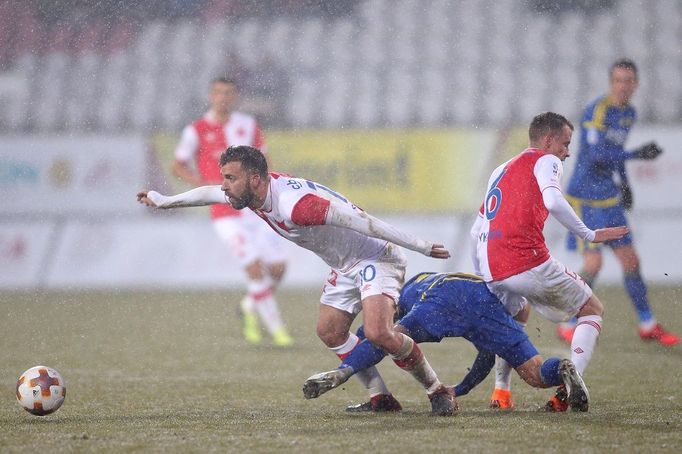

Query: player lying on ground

[303,272,590,412]
[137,145,457,416]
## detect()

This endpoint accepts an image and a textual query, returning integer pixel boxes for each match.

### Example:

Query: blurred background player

[173,77,293,347]
[562,59,679,347]
[471,112,628,411]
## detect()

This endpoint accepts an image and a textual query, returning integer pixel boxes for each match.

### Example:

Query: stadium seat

[295,18,324,70]
[320,69,350,128]
[416,68,447,126]
[350,69,381,127]
[385,69,416,126]
[264,19,295,68]
[288,75,319,128]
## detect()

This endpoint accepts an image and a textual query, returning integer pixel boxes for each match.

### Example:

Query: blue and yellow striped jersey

[567,95,637,200]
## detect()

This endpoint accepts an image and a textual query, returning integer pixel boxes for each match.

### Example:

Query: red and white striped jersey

[474,148,564,281]
[175,111,266,219]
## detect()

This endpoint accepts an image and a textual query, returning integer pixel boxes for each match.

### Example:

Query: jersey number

[485,169,506,221]
[305,180,348,203]
[359,265,376,283]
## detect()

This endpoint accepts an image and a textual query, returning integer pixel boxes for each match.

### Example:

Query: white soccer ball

[16,366,66,416]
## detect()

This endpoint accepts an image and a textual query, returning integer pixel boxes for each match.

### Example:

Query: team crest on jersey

[205,131,216,143]
[552,162,559,176]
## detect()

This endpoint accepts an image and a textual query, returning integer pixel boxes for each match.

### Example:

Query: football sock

[332,332,389,397]
[494,356,513,391]
[240,294,256,315]
[340,338,388,373]
[391,333,441,394]
[539,357,562,386]
[624,272,654,323]
[494,320,524,391]
[571,315,602,375]
[247,277,285,335]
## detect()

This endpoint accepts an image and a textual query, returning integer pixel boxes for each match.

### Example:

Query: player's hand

[620,182,633,211]
[430,244,451,259]
[592,226,629,243]
[136,191,158,207]
[633,142,663,160]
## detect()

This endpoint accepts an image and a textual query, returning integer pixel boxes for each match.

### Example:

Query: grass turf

[1,285,680,453]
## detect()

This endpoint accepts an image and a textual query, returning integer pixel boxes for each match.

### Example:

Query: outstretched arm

[325,198,450,258]
[543,188,629,243]
[542,187,596,241]
[288,193,449,258]
[136,185,228,209]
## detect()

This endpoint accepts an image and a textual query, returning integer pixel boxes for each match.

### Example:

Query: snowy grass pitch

[1,286,680,452]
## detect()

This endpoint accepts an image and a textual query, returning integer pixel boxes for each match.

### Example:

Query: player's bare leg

[316,305,398,411]
[244,261,292,347]
[558,251,602,344]
[613,245,679,346]
[362,295,456,416]
[267,262,286,289]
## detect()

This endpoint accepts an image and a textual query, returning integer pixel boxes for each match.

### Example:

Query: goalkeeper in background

[563,58,678,346]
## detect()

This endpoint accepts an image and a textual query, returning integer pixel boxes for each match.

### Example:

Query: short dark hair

[211,77,238,88]
[529,112,573,142]
[219,145,268,177]
[610,58,638,79]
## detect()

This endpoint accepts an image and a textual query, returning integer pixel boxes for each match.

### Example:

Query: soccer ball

[16,366,66,416]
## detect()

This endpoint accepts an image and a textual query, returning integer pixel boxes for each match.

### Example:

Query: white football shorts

[212,211,286,268]
[320,244,407,315]
[486,256,593,323]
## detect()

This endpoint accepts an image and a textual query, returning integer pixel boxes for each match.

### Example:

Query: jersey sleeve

[534,155,595,241]
[325,199,433,256]
[533,154,563,192]
[147,185,228,208]
[290,194,330,226]
[174,124,199,162]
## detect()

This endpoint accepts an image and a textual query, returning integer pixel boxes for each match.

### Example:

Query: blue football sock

[340,339,387,373]
[540,357,562,386]
[624,272,653,322]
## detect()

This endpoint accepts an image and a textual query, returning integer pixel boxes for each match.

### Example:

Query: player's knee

[362,324,393,349]
[316,323,347,347]
[583,253,602,274]
[268,262,286,282]
[245,261,265,280]
[621,254,640,274]
[579,295,604,317]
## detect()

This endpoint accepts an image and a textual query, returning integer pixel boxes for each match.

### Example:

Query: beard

[227,190,254,210]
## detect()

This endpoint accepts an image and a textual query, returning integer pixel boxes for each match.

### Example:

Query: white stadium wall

[0,129,680,290]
